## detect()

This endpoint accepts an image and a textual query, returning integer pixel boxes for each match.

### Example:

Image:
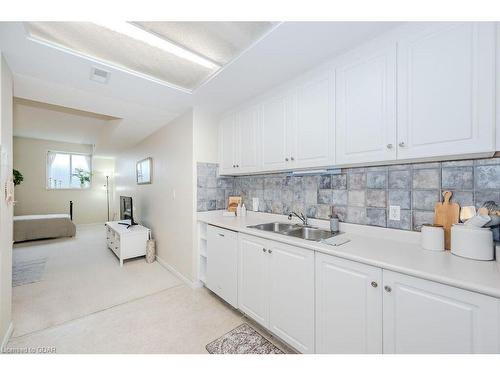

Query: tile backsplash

[197,158,500,231]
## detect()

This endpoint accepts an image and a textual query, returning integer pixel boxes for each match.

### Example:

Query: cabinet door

[261,93,291,171]
[315,254,383,353]
[237,106,261,173]
[268,241,315,353]
[291,70,334,168]
[383,270,500,354]
[335,42,397,165]
[218,113,237,175]
[397,22,495,159]
[206,226,238,308]
[238,234,269,327]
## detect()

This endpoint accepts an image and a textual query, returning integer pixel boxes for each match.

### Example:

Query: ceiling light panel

[25,21,275,91]
[26,22,216,90]
[134,22,275,66]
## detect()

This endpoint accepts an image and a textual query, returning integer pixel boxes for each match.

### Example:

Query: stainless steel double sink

[247,222,341,241]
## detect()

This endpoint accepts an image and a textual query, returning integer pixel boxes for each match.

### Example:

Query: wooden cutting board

[434,191,460,250]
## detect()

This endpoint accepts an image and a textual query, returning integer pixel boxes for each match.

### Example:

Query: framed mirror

[136,157,152,185]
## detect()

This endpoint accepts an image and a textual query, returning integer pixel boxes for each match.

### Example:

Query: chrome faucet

[288,211,308,226]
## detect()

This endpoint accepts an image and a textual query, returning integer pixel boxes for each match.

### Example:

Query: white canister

[451,224,494,261]
[421,224,445,251]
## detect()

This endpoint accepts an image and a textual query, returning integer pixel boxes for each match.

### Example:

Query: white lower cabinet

[382,270,500,354]
[238,234,315,353]
[268,241,315,353]
[238,235,269,327]
[206,225,238,308]
[315,254,383,353]
[208,227,500,354]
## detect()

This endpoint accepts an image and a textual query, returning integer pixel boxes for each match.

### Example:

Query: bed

[14,201,76,242]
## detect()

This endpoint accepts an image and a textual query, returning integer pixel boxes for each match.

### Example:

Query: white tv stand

[105,220,151,266]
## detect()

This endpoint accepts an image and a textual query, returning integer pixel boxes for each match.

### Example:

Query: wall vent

[90,67,110,84]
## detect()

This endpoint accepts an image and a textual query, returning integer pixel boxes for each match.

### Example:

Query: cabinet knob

[371,281,378,288]
[262,248,267,253]
[268,249,273,254]
[398,141,406,147]
[285,157,289,162]
[232,164,235,168]
[384,285,392,293]
[290,156,295,161]
[386,144,393,149]
[236,164,239,168]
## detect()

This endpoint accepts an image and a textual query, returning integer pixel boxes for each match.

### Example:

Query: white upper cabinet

[237,105,261,173]
[291,70,334,169]
[397,22,496,159]
[383,270,500,354]
[335,42,397,165]
[218,22,498,175]
[261,92,292,171]
[218,113,237,175]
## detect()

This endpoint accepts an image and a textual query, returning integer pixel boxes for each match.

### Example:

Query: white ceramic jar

[421,224,445,251]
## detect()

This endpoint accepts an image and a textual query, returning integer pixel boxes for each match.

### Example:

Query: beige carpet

[11,223,182,337]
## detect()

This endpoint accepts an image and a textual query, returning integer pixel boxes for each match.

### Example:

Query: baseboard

[155,255,202,289]
[1,322,13,353]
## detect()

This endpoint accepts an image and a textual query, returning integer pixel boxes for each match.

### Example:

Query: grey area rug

[206,323,284,354]
[12,258,47,287]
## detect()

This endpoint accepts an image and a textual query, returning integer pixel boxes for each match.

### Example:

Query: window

[47,151,92,189]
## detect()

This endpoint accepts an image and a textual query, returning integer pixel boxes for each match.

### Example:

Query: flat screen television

[119,196,136,226]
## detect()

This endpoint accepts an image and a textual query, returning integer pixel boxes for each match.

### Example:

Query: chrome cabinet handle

[386,144,393,149]
[236,164,239,168]
[218,233,225,237]
[371,281,378,288]
[285,157,289,162]
[268,249,273,254]
[384,285,392,293]
[398,142,406,147]
[262,248,267,253]
[290,156,295,161]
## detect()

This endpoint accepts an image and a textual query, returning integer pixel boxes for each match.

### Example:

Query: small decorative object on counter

[146,239,156,263]
[329,206,340,233]
[434,191,460,250]
[252,197,259,212]
[227,196,242,213]
[421,224,445,252]
[241,204,247,217]
[236,202,242,216]
[451,224,494,261]
[459,206,476,222]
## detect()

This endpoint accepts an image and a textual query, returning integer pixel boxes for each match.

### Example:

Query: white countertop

[197,210,500,299]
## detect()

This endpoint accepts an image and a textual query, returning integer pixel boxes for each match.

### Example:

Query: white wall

[193,107,219,164]
[115,110,195,281]
[0,53,13,348]
[13,137,115,224]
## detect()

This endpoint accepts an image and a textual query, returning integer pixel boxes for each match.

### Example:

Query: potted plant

[13,169,23,186]
[72,168,92,188]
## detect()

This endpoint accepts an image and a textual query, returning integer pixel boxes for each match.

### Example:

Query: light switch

[389,205,400,221]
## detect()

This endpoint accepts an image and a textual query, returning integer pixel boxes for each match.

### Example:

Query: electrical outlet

[389,205,401,221]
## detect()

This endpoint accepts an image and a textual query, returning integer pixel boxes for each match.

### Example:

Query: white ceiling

[25,22,275,91]
[0,21,403,156]
[14,97,118,145]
